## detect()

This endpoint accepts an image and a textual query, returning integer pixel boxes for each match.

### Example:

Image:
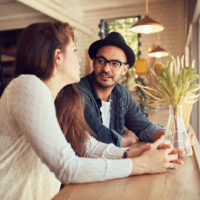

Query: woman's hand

[127,143,152,158]
[130,136,184,176]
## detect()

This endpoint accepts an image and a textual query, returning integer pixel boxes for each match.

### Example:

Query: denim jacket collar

[87,72,102,107]
[87,72,122,106]
[76,72,163,146]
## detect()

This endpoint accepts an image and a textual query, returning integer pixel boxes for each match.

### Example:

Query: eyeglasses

[94,56,127,70]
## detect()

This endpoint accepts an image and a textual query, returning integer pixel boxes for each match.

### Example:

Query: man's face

[93,45,129,89]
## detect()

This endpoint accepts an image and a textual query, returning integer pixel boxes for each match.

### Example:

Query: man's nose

[102,62,111,72]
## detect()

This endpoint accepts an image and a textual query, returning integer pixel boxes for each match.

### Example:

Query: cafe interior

[0,0,200,199]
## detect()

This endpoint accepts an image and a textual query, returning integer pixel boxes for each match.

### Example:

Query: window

[99,16,140,61]
[98,16,150,116]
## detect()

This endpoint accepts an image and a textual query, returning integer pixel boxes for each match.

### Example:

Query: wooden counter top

[52,107,200,200]
[52,151,200,200]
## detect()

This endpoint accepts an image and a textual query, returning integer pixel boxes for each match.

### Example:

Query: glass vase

[164,105,192,157]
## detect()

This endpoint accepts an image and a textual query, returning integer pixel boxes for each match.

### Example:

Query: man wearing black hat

[76,32,164,147]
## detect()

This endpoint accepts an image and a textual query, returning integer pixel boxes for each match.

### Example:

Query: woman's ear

[52,49,63,77]
[54,49,63,70]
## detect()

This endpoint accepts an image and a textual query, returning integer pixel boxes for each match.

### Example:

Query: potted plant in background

[136,56,200,157]
[120,67,150,117]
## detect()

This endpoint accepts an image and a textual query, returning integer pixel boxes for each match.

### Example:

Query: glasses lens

[110,61,121,69]
[95,58,106,66]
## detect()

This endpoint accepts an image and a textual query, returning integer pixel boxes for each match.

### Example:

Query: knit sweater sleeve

[84,135,129,159]
[7,75,132,184]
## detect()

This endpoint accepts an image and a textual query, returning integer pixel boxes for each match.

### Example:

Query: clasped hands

[128,136,184,175]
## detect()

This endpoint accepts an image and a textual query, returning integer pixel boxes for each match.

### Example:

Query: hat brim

[88,39,135,67]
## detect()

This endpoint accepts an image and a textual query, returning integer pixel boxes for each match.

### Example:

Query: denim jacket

[76,73,163,147]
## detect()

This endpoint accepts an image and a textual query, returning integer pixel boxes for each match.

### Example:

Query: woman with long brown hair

[0,21,182,200]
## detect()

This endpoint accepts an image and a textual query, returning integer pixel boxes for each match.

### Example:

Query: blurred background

[0,0,199,138]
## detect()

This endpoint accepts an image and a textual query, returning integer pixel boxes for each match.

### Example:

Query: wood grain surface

[52,107,200,200]
[52,153,200,200]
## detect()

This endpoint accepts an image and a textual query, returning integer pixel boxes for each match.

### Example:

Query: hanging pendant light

[148,45,168,58]
[148,0,168,58]
[148,33,168,58]
[131,0,164,34]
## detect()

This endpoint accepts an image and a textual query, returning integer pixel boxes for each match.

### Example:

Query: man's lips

[98,73,113,79]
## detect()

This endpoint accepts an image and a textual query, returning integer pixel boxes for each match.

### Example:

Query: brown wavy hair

[14,21,91,156]
[55,84,94,157]
[14,21,73,79]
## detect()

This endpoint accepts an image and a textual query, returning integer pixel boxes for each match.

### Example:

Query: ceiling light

[147,0,168,58]
[131,0,164,34]
[148,45,169,58]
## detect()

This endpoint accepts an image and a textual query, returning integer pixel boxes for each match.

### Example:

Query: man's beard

[94,72,117,89]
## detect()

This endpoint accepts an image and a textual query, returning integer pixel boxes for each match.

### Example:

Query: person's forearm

[85,135,127,159]
[152,129,165,142]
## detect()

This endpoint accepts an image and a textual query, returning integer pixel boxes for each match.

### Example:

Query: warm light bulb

[131,15,164,34]
[148,51,168,58]
[131,25,152,34]
[148,45,169,58]
[142,25,153,34]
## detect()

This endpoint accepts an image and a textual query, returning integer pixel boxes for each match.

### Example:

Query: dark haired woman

[0,22,182,200]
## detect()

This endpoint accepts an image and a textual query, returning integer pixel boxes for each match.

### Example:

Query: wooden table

[52,107,200,200]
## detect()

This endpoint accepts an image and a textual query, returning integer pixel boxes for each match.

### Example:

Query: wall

[189,21,200,139]
[0,0,187,77]
[0,1,54,31]
[79,0,186,75]
[186,0,200,139]
[0,0,92,76]
[74,30,92,75]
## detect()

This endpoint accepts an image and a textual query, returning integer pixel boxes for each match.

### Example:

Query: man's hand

[121,129,139,147]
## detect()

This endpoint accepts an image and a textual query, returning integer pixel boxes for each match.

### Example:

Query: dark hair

[55,85,95,157]
[14,21,74,79]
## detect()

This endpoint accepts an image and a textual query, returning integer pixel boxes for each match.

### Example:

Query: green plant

[120,67,150,116]
[136,55,200,114]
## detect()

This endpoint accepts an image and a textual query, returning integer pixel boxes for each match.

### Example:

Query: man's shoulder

[114,83,131,96]
[76,74,91,91]
[75,73,95,100]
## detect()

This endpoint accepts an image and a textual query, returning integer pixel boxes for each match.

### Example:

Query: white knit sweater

[0,75,132,200]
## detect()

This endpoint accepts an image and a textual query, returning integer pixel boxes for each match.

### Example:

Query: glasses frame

[94,56,128,70]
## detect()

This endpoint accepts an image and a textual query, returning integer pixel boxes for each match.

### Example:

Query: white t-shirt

[0,75,132,200]
[100,100,111,128]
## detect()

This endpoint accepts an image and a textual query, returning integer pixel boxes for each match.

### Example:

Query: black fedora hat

[88,32,135,67]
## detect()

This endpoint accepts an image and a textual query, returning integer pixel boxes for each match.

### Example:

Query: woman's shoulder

[11,75,41,86]
[6,75,51,97]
